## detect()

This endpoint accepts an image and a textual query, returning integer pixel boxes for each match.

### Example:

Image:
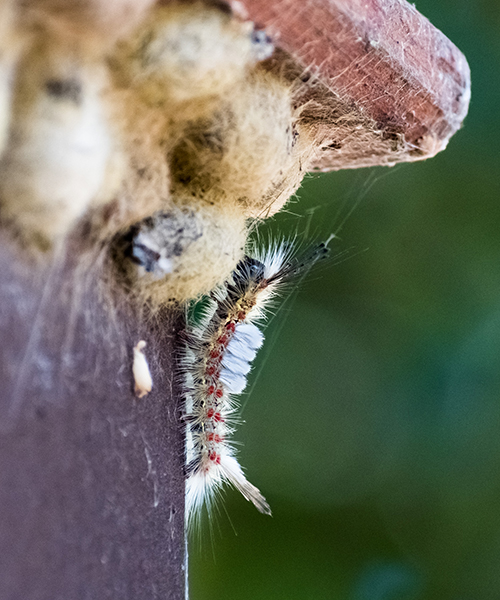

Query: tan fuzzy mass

[0,1,309,301]
[0,0,18,156]
[169,68,311,220]
[0,37,116,247]
[18,0,155,48]
[111,3,263,111]
[129,202,247,305]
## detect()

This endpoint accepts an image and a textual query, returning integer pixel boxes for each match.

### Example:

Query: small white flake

[133,340,153,398]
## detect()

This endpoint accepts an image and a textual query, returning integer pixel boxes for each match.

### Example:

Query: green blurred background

[190,1,500,598]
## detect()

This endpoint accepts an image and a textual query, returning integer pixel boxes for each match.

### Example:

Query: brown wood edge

[227,0,471,170]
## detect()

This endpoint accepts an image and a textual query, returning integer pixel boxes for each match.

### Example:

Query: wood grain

[229,0,471,170]
[0,232,186,600]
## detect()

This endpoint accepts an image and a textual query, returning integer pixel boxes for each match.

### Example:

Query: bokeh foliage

[190,1,500,598]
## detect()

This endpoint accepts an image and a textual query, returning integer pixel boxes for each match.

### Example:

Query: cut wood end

[229,0,471,171]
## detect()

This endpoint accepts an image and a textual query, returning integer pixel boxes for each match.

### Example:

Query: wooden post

[0,232,186,600]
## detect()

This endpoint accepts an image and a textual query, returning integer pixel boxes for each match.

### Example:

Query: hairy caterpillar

[181,239,329,528]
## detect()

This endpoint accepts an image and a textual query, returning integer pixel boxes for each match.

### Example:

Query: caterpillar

[181,238,329,528]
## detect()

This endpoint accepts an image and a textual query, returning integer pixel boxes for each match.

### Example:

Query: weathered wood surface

[230,0,471,170]
[0,233,185,600]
